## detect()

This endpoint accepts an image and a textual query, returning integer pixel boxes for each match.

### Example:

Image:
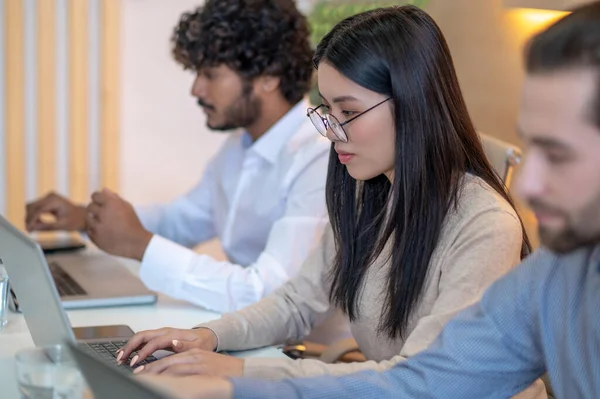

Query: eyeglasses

[306,97,392,143]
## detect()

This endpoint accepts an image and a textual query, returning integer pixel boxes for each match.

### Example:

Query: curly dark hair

[172,0,313,105]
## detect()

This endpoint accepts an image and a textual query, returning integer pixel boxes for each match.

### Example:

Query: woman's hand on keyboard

[117,327,218,367]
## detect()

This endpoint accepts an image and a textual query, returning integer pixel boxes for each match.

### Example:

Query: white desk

[0,252,284,399]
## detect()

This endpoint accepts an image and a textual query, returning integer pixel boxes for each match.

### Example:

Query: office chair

[479,133,523,187]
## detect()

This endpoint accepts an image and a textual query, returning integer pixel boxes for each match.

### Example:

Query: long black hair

[316,5,531,339]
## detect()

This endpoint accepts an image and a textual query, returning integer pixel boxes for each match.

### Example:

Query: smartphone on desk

[73,325,135,340]
[36,234,86,255]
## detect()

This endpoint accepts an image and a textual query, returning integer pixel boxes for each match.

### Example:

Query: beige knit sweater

[197,174,546,398]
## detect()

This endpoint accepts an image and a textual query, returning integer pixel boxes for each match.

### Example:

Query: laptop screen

[0,214,76,346]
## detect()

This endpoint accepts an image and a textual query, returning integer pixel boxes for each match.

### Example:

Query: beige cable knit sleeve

[194,226,337,351]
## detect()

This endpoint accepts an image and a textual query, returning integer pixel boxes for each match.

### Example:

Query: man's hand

[85,189,153,260]
[25,192,87,232]
[133,349,244,378]
[118,327,219,368]
[137,374,233,399]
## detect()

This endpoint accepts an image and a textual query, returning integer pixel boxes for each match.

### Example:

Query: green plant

[306,0,430,104]
[308,0,430,46]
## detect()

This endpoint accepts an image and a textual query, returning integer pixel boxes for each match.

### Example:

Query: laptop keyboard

[49,262,87,296]
[78,340,158,372]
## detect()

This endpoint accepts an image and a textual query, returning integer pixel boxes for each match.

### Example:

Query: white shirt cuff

[139,235,195,297]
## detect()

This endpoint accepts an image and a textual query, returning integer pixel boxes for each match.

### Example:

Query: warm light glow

[509,8,569,30]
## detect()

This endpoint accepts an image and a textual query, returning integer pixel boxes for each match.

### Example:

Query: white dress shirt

[135,102,331,312]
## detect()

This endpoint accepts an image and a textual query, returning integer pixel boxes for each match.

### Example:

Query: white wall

[120,0,226,205]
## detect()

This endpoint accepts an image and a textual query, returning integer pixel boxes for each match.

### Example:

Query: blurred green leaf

[308,0,430,46]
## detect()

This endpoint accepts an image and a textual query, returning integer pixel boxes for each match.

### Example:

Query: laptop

[68,341,171,399]
[0,215,160,371]
[0,214,157,309]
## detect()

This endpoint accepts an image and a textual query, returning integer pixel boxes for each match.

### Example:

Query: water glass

[15,344,85,399]
[0,265,9,330]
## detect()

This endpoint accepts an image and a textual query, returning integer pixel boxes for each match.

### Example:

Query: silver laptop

[0,214,160,370]
[0,215,156,309]
[68,341,171,399]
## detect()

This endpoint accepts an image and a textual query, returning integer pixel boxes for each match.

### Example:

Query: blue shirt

[232,245,600,398]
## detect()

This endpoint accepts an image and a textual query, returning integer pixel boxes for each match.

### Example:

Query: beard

[531,198,600,254]
[538,225,600,254]
[198,82,262,132]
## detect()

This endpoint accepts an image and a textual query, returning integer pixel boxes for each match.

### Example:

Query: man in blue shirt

[137,2,600,398]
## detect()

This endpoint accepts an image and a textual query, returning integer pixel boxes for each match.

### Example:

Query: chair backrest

[479,133,522,187]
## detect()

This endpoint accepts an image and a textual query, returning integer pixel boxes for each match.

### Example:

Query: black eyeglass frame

[306,97,392,142]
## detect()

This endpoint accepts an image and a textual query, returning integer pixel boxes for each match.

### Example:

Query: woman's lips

[336,150,355,164]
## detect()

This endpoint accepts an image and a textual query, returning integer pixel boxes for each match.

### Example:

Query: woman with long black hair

[118,5,543,398]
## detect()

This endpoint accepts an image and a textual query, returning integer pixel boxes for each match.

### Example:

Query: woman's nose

[326,126,340,142]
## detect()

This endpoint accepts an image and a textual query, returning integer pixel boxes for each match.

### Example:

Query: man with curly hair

[25,0,338,324]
